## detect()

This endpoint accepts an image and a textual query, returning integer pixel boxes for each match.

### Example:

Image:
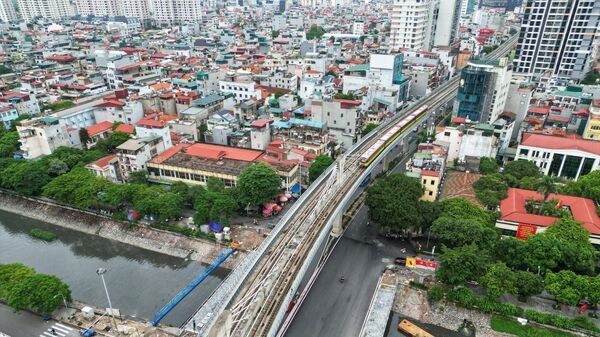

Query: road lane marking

[55,324,73,331]
[52,326,69,334]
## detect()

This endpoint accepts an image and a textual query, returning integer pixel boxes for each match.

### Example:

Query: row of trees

[41,161,283,225]
[433,197,597,304]
[475,158,558,209]
[0,263,71,314]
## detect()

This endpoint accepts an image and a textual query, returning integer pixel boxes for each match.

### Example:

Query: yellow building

[583,100,600,140]
[420,170,441,202]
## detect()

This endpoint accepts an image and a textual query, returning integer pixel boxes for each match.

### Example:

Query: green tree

[521,233,561,273]
[6,273,71,313]
[561,170,600,202]
[536,175,558,215]
[334,93,355,100]
[473,173,508,209]
[418,200,443,233]
[366,174,424,234]
[306,25,326,40]
[109,131,130,148]
[0,64,14,75]
[362,123,378,136]
[133,188,184,222]
[479,157,498,175]
[545,218,596,274]
[493,237,526,270]
[436,244,490,286]
[207,177,226,193]
[79,128,90,149]
[515,271,544,301]
[47,159,69,176]
[128,170,149,184]
[0,131,19,157]
[480,262,517,299]
[236,162,282,207]
[194,190,237,225]
[430,217,498,250]
[309,154,334,182]
[518,176,542,190]
[439,197,496,225]
[545,270,582,306]
[503,160,540,180]
[42,167,109,209]
[0,263,35,299]
[581,71,600,85]
[271,30,280,38]
[1,161,51,196]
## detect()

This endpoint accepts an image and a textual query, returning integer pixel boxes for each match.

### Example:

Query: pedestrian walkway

[40,322,76,337]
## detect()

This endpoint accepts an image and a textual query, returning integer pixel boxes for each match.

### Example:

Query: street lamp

[96,268,119,333]
[53,293,68,309]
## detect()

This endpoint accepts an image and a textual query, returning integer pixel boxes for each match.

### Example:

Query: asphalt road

[284,199,415,337]
[283,128,423,337]
[0,303,78,337]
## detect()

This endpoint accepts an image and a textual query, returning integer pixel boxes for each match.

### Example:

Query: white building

[250,119,272,151]
[149,0,203,25]
[16,0,74,21]
[457,124,498,162]
[85,154,120,183]
[117,137,167,181]
[0,0,18,22]
[300,74,335,101]
[513,0,600,81]
[259,70,298,92]
[515,133,600,181]
[74,0,122,17]
[0,106,18,129]
[433,0,461,47]
[122,0,151,21]
[219,80,261,103]
[310,98,363,150]
[390,0,438,51]
[17,117,75,159]
[352,21,364,36]
[135,117,173,152]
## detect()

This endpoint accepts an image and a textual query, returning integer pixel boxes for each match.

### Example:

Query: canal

[0,209,228,327]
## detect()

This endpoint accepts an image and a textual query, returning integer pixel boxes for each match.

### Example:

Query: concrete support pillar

[331,212,343,237]
[382,154,390,172]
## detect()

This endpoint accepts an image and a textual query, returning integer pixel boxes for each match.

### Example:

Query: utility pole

[96,268,119,335]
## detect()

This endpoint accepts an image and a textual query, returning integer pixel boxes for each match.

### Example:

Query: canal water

[0,209,228,327]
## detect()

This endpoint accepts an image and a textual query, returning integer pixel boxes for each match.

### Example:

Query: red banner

[415,259,437,269]
[516,224,537,240]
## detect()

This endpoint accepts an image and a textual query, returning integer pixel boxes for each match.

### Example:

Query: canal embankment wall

[0,190,239,268]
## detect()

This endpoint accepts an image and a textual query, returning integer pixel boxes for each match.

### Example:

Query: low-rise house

[85,154,121,183]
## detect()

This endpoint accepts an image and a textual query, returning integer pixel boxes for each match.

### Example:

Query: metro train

[358,105,429,168]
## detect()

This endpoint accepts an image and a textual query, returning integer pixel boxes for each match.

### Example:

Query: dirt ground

[230,224,271,250]
[439,171,483,206]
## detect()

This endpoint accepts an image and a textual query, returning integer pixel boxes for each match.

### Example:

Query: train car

[358,105,429,168]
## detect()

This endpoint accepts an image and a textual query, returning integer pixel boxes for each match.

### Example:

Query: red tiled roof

[86,121,113,137]
[452,117,466,124]
[528,106,550,115]
[115,124,135,134]
[546,115,570,122]
[46,55,76,62]
[95,100,125,108]
[422,170,440,177]
[521,133,600,156]
[500,188,600,235]
[184,143,263,162]
[90,154,117,168]
[137,118,167,128]
[151,143,191,164]
[250,119,273,128]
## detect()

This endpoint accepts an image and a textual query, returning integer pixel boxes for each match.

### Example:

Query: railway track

[203,35,518,337]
